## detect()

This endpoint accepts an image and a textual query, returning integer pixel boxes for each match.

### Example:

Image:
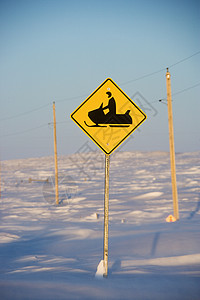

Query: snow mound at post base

[95,260,105,279]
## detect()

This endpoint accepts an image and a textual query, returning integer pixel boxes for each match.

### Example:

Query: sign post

[70,78,147,276]
[103,154,110,277]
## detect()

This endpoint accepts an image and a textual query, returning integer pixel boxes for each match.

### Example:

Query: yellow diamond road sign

[70,78,147,155]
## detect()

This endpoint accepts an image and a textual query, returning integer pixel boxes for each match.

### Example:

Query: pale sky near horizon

[0,0,200,160]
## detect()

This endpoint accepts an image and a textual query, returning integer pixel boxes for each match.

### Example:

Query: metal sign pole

[166,68,179,220]
[103,154,110,277]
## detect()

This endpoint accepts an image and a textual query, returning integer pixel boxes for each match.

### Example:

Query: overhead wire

[3,79,199,138]
[0,103,51,122]
[120,50,200,86]
[1,50,200,138]
[172,82,200,96]
[0,123,49,138]
[56,93,89,103]
[0,95,88,123]
[1,80,199,138]
[169,50,200,68]
[120,68,165,86]
[1,50,200,122]
[151,81,200,103]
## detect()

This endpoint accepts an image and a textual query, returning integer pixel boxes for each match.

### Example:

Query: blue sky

[0,0,200,160]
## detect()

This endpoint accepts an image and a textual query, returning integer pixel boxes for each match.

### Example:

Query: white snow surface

[0,151,200,299]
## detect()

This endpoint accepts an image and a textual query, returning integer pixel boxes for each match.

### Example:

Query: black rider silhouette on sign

[84,92,132,127]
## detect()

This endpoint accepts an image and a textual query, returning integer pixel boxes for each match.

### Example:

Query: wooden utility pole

[53,102,59,205]
[0,160,1,198]
[166,68,179,220]
[103,154,110,277]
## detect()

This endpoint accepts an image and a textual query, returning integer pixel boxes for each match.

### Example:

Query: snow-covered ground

[0,151,200,299]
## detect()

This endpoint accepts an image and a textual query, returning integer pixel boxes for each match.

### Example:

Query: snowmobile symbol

[84,92,132,127]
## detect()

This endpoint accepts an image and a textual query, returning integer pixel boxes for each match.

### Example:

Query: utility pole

[166,68,179,220]
[53,102,59,205]
[0,160,1,198]
[103,154,110,277]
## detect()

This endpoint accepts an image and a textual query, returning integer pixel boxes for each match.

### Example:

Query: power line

[56,93,89,103]
[1,50,199,122]
[0,103,51,122]
[0,120,72,138]
[1,80,199,138]
[120,68,165,86]
[169,51,200,68]
[172,82,200,96]
[120,50,200,86]
[150,82,200,104]
[0,95,87,122]
[0,123,48,138]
